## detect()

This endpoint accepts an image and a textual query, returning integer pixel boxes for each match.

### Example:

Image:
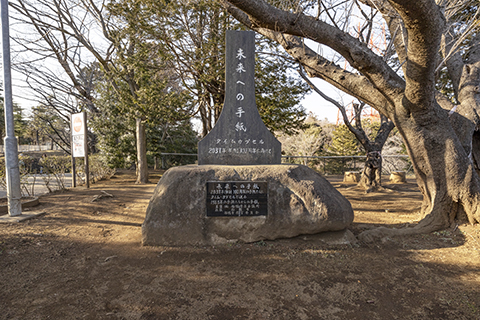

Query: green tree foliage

[91,73,198,168]
[26,104,70,149]
[106,0,193,120]
[130,0,309,136]
[328,124,363,156]
[327,119,386,156]
[14,0,308,177]
[0,98,29,144]
[325,119,396,174]
[255,54,309,135]
[88,0,308,168]
[87,0,197,171]
[90,82,136,168]
[137,0,228,136]
[147,119,199,168]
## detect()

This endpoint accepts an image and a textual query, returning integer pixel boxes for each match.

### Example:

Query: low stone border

[343,171,361,183]
[0,197,40,215]
[389,171,406,183]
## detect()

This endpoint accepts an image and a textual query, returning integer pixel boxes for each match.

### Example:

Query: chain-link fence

[157,153,412,175]
[282,155,411,175]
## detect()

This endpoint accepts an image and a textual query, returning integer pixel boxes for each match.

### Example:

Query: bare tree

[138,0,308,137]
[299,67,394,191]
[10,0,102,113]
[221,0,480,240]
[11,0,152,183]
[278,115,334,165]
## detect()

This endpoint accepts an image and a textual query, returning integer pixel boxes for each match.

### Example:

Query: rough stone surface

[344,171,360,182]
[389,171,406,183]
[142,164,354,246]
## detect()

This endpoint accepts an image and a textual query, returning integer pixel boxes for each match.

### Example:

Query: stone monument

[197,31,281,165]
[142,31,354,246]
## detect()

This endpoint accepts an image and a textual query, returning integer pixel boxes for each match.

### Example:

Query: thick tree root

[358,226,422,243]
[357,213,451,243]
[363,185,396,194]
[358,191,480,242]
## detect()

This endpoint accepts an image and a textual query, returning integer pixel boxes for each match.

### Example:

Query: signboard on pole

[71,112,90,188]
[71,112,86,157]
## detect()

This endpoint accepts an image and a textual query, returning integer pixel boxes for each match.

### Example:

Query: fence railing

[157,153,412,175]
[0,144,61,153]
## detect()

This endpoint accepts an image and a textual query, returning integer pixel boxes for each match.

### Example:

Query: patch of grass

[254,240,267,247]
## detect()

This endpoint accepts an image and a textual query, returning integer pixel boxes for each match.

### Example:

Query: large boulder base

[142,164,354,246]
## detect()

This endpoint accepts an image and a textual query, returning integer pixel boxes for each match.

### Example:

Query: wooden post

[71,112,89,188]
[83,112,89,188]
[71,157,76,188]
[70,114,76,188]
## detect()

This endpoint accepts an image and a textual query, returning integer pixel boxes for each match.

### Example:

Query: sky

[6,9,358,126]
[11,66,343,124]
[7,28,353,126]
[4,0,382,129]
[300,78,347,124]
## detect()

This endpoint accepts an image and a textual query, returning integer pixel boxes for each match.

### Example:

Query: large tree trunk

[136,117,149,184]
[358,151,382,192]
[401,114,480,226]
[359,106,480,241]
[222,0,480,241]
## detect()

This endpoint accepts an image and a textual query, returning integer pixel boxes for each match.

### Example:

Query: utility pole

[2,0,22,216]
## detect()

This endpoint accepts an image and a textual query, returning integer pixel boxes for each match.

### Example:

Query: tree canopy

[221,0,480,240]
[11,0,311,183]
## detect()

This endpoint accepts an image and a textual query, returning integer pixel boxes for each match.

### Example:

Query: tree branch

[223,1,396,116]
[221,0,405,105]
[387,0,446,109]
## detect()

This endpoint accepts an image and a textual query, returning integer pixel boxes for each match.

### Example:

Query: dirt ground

[1,169,479,320]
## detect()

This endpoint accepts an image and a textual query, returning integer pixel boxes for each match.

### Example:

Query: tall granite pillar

[198,30,281,165]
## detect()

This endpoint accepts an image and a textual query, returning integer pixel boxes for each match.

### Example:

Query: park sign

[71,112,86,158]
[197,30,281,165]
[70,112,90,188]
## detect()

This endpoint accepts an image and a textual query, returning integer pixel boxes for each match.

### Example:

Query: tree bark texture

[136,117,149,184]
[377,103,480,238]
[299,68,394,190]
[358,151,382,192]
[222,0,480,239]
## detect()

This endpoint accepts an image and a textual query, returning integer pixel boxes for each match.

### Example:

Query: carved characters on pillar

[198,30,281,165]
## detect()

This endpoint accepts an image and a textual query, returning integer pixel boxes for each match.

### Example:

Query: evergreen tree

[255,53,309,135]
[328,124,363,157]
[26,104,70,150]
[0,98,29,144]
[135,0,309,136]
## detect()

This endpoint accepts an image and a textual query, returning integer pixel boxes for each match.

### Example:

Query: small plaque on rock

[206,181,268,217]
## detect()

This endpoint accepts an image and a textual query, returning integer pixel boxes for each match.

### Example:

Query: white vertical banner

[71,112,86,157]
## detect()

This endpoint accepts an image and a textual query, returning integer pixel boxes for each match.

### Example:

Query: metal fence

[157,153,412,175]
[0,144,60,153]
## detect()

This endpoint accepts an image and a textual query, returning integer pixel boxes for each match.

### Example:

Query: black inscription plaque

[206,181,268,217]
[198,30,281,165]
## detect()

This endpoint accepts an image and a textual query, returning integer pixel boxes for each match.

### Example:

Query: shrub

[75,155,116,184]
[39,156,71,192]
